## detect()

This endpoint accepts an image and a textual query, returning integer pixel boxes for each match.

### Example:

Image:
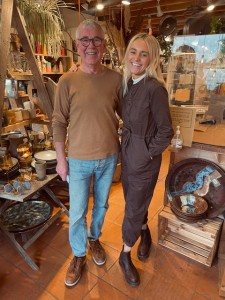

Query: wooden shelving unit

[1,116,49,134]
[0,2,57,134]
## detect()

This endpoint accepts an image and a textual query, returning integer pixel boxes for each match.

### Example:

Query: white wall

[60,8,94,31]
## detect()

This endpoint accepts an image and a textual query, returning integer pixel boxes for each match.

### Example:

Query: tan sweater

[52,67,122,160]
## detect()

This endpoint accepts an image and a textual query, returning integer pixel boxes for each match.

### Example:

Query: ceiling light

[206,0,215,12]
[157,0,164,17]
[122,0,130,5]
[96,0,104,10]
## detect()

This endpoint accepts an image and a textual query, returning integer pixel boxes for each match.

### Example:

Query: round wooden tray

[165,158,225,218]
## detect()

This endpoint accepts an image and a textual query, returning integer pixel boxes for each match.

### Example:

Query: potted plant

[17,0,65,55]
[156,35,173,73]
[210,16,225,34]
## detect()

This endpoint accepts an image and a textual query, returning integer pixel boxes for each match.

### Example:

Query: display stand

[159,142,224,267]
[0,174,69,271]
[0,1,69,272]
[159,125,225,296]
[0,0,53,134]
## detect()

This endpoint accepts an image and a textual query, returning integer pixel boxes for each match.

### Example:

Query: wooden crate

[218,222,225,297]
[158,205,223,267]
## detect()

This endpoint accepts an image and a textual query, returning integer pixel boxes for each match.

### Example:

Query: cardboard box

[158,205,223,266]
[179,74,194,85]
[175,89,191,102]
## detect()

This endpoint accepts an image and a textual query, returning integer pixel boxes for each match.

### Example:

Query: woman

[119,33,174,287]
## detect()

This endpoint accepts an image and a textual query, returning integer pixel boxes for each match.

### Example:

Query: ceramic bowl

[171,193,208,216]
[34,150,56,161]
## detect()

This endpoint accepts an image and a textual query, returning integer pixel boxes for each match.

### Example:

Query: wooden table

[0,173,69,271]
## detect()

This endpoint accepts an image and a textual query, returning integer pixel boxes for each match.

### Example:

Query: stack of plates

[0,157,20,182]
[32,150,57,174]
[171,193,208,223]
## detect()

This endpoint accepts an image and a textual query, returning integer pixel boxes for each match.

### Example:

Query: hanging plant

[17,0,65,54]
[156,35,172,64]
[210,16,225,34]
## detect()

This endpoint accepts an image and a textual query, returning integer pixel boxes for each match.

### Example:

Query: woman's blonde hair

[123,33,165,95]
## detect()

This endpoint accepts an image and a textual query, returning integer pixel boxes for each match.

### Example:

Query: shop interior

[1,0,225,299]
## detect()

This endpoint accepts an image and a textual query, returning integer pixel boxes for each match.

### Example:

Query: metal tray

[0,200,53,233]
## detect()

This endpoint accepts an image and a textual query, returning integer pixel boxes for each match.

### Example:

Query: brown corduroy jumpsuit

[121,77,174,247]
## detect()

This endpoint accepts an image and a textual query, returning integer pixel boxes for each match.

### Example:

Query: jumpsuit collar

[132,73,146,85]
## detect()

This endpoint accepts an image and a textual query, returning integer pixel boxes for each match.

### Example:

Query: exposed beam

[64,0,225,36]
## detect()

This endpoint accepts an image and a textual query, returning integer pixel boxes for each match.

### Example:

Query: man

[52,19,122,287]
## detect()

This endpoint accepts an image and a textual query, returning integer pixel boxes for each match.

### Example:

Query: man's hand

[56,159,68,181]
[54,141,68,181]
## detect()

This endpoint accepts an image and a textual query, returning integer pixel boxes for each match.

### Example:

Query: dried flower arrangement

[17,0,66,55]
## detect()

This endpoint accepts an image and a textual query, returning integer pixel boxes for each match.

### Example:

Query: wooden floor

[0,149,224,300]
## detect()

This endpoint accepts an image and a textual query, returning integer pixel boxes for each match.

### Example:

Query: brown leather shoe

[119,251,140,287]
[89,239,106,266]
[64,256,86,287]
[137,226,152,261]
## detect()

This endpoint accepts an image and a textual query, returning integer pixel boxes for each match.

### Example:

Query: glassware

[17,141,32,159]
[17,140,33,168]
[44,133,53,150]
[19,167,32,181]
[171,125,183,150]
[0,153,6,169]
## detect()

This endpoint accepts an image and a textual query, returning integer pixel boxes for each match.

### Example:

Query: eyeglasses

[78,37,103,47]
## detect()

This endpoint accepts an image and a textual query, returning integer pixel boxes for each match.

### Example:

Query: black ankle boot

[137,226,152,261]
[119,250,140,287]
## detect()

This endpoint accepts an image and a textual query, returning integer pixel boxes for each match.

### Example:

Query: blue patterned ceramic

[4,183,13,193]
[15,185,24,195]
[23,181,32,190]
[12,180,21,189]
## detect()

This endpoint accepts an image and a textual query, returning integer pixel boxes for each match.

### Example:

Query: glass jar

[17,141,32,159]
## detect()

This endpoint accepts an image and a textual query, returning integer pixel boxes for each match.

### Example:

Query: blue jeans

[68,154,118,257]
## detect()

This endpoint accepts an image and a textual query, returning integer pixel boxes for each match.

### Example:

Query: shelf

[18,94,29,97]
[11,73,33,80]
[11,72,66,80]
[20,52,70,58]
[203,65,225,69]
[1,117,49,134]
[42,72,65,75]
[35,53,70,58]
[172,53,196,56]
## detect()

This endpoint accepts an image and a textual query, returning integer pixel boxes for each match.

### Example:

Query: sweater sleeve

[116,80,123,118]
[52,76,70,143]
[148,85,174,158]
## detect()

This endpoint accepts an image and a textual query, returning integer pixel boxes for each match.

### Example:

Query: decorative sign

[170,106,197,147]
